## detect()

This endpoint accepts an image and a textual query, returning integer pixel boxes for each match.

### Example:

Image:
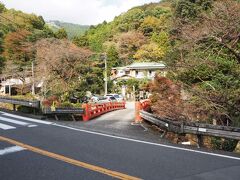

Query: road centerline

[0,136,141,180]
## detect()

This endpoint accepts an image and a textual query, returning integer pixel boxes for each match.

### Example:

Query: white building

[0,77,31,95]
[0,74,43,95]
[111,62,167,99]
[111,62,166,80]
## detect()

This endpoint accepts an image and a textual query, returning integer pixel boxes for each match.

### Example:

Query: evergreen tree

[107,45,119,68]
[0,2,6,13]
[0,30,5,73]
[55,28,68,39]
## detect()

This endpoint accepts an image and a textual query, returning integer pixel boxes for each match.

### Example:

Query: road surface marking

[0,123,16,130]
[0,146,25,155]
[0,116,31,126]
[53,124,240,161]
[0,112,52,125]
[0,136,141,180]
[27,125,38,128]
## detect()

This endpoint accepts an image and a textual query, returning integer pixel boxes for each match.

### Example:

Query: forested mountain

[46,20,89,39]
[73,1,172,65]
[0,4,54,75]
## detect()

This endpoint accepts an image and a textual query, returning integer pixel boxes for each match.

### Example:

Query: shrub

[211,137,238,151]
[211,137,222,150]
[222,139,238,152]
[59,102,74,108]
[42,96,60,108]
[73,103,82,108]
[17,106,38,113]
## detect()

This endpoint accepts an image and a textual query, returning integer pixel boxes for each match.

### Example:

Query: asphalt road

[0,110,240,180]
[55,101,167,143]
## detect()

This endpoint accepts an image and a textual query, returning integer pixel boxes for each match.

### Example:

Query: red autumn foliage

[148,76,185,121]
[42,96,60,108]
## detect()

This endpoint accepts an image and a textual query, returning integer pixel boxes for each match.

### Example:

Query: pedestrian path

[0,111,52,131]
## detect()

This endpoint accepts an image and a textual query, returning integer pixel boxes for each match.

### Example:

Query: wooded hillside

[0,3,102,98]
[73,0,240,127]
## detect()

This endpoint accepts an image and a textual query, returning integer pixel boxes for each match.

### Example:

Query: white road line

[0,112,52,125]
[27,125,38,128]
[0,116,31,126]
[0,146,25,156]
[53,123,240,161]
[0,123,16,130]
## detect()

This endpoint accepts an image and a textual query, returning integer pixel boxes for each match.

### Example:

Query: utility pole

[133,85,136,101]
[31,61,35,95]
[99,53,108,95]
[104,54,108,95]
[9,84,11,96]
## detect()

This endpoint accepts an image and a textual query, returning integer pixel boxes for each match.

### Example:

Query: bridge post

[82,103,90,121]
[135,101,142,123]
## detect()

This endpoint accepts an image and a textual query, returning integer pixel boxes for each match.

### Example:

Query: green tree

[0,2,6,13]
[86,23,113,52]
[140,16,160,36]
[29,15,45,30]
[107,45,119,69]
[0,30,4,73]
[134,42,165,61]
[173,0,214,20]
[1,9,46,31]
[72,35,89,47]
[114,8,144,32]
[55,28,68,39]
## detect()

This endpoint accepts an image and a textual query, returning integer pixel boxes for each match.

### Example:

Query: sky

[1,0,160,25]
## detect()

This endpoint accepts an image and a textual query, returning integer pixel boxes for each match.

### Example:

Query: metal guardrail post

[180,122,184,134]
[197,135,203,148]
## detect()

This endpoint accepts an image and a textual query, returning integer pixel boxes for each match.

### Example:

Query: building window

[136,71,138,76]
[149,70,152,76]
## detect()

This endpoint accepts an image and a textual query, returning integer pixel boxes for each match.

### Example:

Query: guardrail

[82,101,126,121]
[0,96,126,121]
[140,110,240,141]
[43,101,125,121]
[0,96,40,110]
[43,107,84,121]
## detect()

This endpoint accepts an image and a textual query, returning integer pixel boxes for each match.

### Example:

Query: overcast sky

[1,0,160,25]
